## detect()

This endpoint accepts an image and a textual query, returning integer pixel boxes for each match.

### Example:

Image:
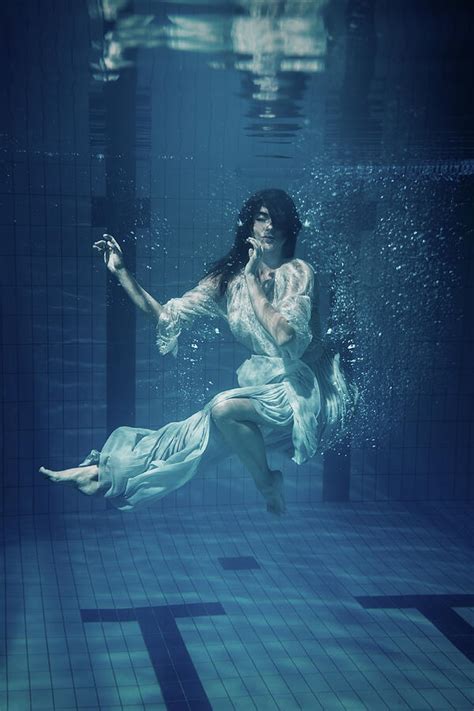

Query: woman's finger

[102,233,118,244]
[249,237,263,254]
[108,235,123,253]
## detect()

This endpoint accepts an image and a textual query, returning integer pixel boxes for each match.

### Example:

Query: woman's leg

[211,398,285,514]
[39,464,106,496]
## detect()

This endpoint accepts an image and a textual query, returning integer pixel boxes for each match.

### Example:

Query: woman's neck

[261,254,287,270]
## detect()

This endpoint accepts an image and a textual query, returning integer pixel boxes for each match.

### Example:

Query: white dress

[81,259,353,510]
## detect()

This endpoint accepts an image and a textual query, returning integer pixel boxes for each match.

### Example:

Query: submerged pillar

[104,73,137,433]
[90,67,138,435]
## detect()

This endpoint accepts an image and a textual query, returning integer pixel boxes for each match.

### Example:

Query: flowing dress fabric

[81,259,350,510]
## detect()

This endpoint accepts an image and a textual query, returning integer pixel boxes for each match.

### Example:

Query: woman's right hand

[244,236,263,278]
[93,234,125,273]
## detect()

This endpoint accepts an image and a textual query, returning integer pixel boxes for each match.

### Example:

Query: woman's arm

[93,234,162,319]
[244,238,295,347]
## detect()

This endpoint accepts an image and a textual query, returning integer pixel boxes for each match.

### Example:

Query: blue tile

[2,503,474,711]
[218,556,260,570]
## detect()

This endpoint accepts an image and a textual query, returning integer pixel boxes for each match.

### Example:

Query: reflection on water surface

[89,0,339,140]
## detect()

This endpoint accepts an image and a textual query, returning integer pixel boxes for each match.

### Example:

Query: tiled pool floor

[1,502,473,710]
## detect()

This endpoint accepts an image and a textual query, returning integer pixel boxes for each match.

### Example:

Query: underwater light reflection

[89,0,333,138]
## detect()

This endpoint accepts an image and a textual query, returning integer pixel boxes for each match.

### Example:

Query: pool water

[1,0,473,709]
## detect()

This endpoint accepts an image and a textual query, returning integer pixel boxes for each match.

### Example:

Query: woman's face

[252,205,286,254]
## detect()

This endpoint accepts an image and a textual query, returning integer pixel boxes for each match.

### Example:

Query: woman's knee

[211,400,235,426]
[211,398,258,427]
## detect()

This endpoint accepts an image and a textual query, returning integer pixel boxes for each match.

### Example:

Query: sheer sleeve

[156,277,223,356]
[274,259,315,359]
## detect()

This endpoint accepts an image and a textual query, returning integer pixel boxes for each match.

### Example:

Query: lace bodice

[157,258,316,360]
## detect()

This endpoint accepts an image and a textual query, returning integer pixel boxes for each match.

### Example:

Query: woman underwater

[40,189,353,515]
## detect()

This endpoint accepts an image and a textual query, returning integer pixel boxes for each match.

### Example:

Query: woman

[40,189,353,515]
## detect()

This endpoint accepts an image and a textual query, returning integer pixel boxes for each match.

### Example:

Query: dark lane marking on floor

[81,602,226,709]
[356,594,474,662]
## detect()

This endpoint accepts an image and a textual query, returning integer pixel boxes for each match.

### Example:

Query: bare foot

[262,470,286,516]
[39,465,101,496]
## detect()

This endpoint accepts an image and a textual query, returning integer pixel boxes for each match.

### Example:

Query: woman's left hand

[244,236,263,277]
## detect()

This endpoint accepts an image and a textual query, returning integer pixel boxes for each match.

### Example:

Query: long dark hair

[205,188,303,296]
